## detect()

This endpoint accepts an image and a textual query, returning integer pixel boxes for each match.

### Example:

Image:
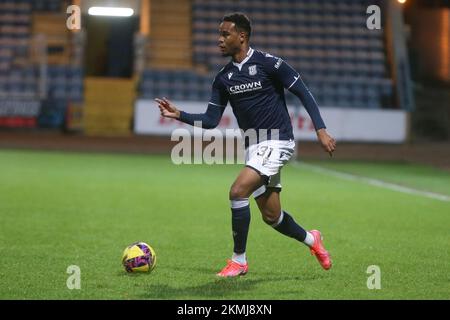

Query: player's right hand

[154,97,181,119]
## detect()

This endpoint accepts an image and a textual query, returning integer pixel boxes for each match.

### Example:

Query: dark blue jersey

[179,48,326,143]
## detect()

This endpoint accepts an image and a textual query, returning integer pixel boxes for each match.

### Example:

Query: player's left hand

[316,128,336,157]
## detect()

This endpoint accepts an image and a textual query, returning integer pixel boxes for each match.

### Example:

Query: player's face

[218,21,244,57]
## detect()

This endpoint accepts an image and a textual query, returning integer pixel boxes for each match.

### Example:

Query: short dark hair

[222,12,251,39]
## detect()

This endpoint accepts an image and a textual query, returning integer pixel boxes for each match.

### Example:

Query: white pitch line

[293,162,450,203]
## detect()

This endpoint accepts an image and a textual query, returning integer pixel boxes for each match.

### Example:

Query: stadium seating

[1,0,396,130]
[31,0,63,13]
[0,0,33,96]
[47,65,84,102]
[140,0,394,109]
[0,0,84,128]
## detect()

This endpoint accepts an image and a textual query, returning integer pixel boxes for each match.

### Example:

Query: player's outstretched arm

[263,55,336,156]
[154,97,225,129]
[287,75,337,156]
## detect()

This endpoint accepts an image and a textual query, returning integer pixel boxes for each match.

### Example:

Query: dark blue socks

[272,211,307,242]
[231,200,251,254]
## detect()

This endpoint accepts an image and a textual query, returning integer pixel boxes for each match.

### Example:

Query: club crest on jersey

[248,65,257,76]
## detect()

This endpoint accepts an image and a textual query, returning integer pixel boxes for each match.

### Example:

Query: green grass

[308,160,450,196]
[0,149,449,299]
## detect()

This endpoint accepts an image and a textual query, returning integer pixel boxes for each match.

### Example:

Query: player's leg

[255,187,315,247]
[254,139,332,270]
[229,166,266,261]
[217,166,266,277]
[255,187,332,270]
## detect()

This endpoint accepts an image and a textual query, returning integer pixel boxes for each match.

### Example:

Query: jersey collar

[232,47,254,71]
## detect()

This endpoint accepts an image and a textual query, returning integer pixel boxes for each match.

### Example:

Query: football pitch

[0,149,449,300]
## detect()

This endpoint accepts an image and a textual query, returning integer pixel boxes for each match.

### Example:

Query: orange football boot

[309,230,332,270]
[216,259,249,277]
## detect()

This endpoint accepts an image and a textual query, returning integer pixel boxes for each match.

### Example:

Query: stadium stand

[0,0,404,132]
[0,0,83,129]
[140,0,394,109]
[0,0,33,95]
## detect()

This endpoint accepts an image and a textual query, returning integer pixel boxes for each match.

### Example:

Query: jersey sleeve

[209,74,229,108]
[179,104,225,129]
[263,53,299,89]
[178,74,228,129]
[263,54,326,130]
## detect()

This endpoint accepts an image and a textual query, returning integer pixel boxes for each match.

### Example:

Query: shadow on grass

[140,278,261,299]
[133,269,327,299]
[117,262,331,299]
